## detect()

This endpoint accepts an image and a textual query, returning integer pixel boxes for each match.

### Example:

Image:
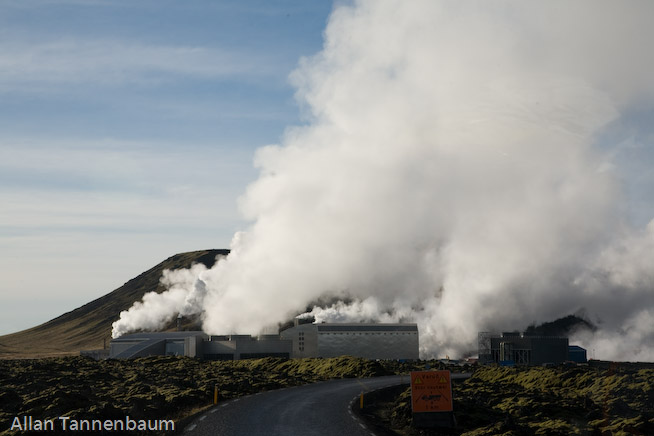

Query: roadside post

[214,384,219,405]
[410,370,456,428]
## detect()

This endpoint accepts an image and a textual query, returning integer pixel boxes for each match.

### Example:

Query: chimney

[177,314,183,331]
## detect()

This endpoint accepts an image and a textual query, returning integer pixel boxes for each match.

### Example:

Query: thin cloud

[0,137,255,195]
[0,39,280,90]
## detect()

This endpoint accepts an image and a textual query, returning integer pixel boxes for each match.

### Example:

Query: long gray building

[109,321,419,361]
[280,321,419,360]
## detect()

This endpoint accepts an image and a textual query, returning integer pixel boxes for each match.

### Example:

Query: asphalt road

[183,375,406,436]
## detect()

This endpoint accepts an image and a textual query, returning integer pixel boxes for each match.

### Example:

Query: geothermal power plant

[109,320,419,361]
[108,320,586,365]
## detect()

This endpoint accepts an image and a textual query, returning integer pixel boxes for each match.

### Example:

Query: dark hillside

[0,249,228,358]
[524,314,596,337]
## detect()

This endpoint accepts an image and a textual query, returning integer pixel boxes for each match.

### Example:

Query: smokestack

[177,314,182,332]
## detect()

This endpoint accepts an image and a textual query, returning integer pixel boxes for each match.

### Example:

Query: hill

[524,314,596,337]
[0,249,228,359]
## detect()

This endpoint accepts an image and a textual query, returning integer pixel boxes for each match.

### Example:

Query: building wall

[530,337,569,365]
[279,323,319,358]
[235,336,292,359]
[317,328,418,360]
[110,332,207,359]
[165,340,185,356]
[489,335,569,365]
[184,335,203,358]
[119,338,167,358]
[202,339,237,360]
[202,336,291,360]
[568,346,587,363]
[110,324,417,361]
[110,340,143,357]
[282,323,419,360]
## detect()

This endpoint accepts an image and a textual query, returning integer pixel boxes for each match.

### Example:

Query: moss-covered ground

[3,357,651,436]
[364,365,654,436]
[0,355,412,435]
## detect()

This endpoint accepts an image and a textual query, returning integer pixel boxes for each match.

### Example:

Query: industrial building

[567,345,588,363]
[109,332,292,360]
[478,331,587,365]
[280,321,419,360]
[110,332,208,359]
[108,322,419,361]
[203,334,292,360]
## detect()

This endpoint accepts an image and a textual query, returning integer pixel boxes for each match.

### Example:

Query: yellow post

[360,393,364,409]
[214,385,218,405]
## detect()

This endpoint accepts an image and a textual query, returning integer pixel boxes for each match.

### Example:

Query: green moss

[0,355,405,435]
[528,419,579,435]
[2,358,652,436]
[371,364,654,436]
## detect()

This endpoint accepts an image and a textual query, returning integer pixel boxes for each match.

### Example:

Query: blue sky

[0,0,334,335]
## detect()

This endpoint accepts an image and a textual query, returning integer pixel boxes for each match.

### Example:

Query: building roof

[111,331,206,342]
[316,323,418,332]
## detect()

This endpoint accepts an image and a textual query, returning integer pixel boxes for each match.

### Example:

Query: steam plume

[112,1,654,360]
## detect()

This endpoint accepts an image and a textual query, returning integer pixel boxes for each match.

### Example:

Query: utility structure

[477,331,493,365]
[478,331,585,366]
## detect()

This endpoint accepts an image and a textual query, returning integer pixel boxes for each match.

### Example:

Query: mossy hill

[0,249,228,359]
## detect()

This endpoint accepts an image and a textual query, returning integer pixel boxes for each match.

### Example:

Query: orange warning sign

[410,370,453,412]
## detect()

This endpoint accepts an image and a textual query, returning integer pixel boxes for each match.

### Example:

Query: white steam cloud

[111,264,208,338]
[112,1,654,360]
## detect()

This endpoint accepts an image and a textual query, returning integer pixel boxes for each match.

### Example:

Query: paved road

[184,373,471,436]
[183,375,405,436]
